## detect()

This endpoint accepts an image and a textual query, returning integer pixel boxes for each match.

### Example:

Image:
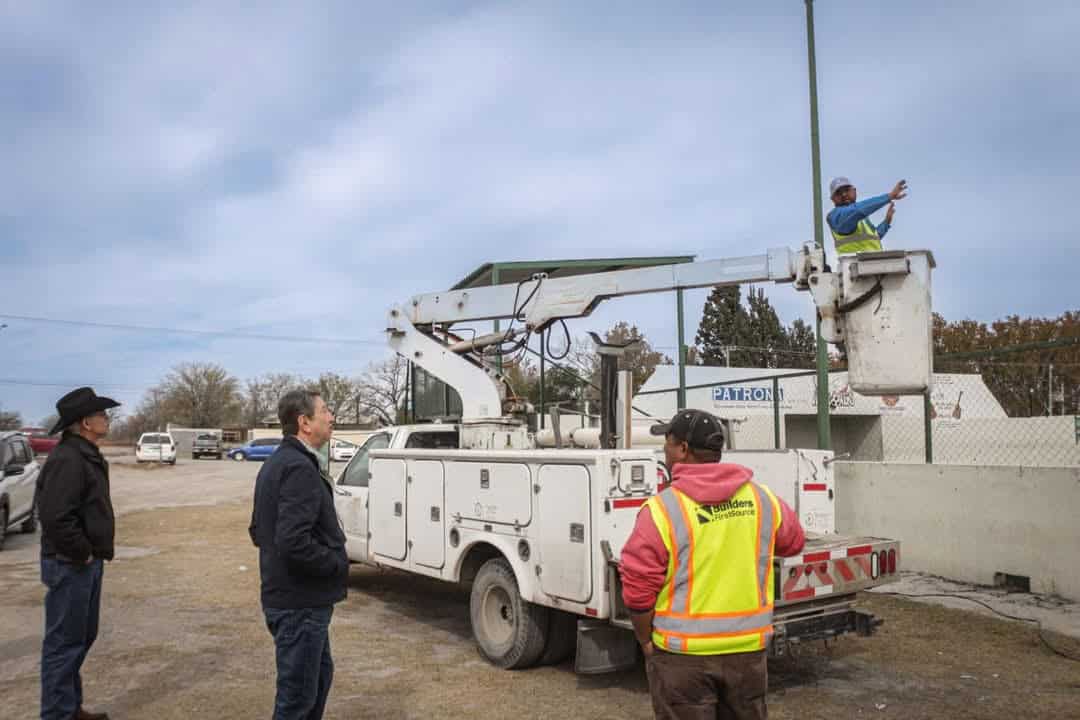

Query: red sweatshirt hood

[669,462,754,504]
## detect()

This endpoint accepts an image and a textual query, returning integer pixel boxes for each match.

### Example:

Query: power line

[0,313,384,346]
[0,377,145,394]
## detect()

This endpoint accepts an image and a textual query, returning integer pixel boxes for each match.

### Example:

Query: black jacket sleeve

[38,451,94,564]
[274,462,342,577]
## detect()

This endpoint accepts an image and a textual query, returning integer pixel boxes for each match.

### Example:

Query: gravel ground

[0,457,1077,719]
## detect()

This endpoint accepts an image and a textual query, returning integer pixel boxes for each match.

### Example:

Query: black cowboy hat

[49,387,121,435]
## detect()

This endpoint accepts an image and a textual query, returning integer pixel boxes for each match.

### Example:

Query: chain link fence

[634,338,1079,467]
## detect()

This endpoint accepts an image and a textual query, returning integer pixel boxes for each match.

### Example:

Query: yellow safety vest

[832,218,883,254]
[645,481,781,655]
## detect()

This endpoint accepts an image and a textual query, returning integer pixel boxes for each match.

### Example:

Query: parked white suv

[136,432,177,464]
[330,438,358,462]
[0,432,40,550]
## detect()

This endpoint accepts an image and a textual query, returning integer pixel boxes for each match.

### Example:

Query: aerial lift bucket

[837,250,936,395]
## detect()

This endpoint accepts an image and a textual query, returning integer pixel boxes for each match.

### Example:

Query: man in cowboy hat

[37,387,119,720]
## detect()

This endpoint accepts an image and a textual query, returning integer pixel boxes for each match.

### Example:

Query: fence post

[923,391,933,463]
[773,376,781,449]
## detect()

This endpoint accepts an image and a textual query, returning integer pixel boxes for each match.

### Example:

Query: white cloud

[3,1,1078,419]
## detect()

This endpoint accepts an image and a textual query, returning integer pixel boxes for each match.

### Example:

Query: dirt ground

[1,458,1078,719]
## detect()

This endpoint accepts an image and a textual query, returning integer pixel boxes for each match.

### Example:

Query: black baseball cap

[650,409,725,451]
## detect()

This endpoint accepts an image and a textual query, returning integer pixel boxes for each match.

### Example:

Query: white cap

[829,176,853,195]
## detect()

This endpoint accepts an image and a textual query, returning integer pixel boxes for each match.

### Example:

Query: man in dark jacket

[250,389,348,720]
[37,387,119,720]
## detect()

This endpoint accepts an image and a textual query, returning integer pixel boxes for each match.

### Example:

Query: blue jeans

[264,606,335,720]
[40,555,104,720]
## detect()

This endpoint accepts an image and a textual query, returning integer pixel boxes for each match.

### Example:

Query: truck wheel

[19,501,37,534]
[470,558,549,669]
[538,608,577,666]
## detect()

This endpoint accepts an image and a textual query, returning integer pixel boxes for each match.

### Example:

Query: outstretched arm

[827,194,892,234]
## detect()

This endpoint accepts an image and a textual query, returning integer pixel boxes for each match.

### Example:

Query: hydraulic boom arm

[404,247,816,329]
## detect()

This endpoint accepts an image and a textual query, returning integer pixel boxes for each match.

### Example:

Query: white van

[136,432,177,464]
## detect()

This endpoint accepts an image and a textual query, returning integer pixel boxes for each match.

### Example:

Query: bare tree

[244,373,303,426]
[159,362,243,428]
[0,405,22,431]
[315,372,361,423]
[356,355,409,426]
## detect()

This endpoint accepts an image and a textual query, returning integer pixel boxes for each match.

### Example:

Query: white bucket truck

[334,248,934,672]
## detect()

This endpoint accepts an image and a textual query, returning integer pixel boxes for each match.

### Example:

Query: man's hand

[889,179,908,201]
[885,202,896,224]
[641,640,655,658]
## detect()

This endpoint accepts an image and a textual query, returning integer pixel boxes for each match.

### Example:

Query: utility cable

[521,344,660,420]
[870,591,1080,662]
[0,313,383,346]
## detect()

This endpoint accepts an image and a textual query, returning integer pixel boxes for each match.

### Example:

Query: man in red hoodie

[620,409,805,719]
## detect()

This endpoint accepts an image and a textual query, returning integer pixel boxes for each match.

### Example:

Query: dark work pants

[40,555,104,720]
[264,606,335,720]
[646,648,768,720]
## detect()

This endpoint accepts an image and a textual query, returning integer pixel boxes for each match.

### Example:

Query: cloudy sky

[2,1,1077,422]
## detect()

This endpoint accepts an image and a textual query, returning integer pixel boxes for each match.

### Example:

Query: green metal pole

[805,0,832,451]
[773,377,781,449]
[677,289,687,410]
[923,391,934,463]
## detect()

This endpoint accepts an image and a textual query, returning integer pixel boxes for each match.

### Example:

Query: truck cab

[334,424,460,564]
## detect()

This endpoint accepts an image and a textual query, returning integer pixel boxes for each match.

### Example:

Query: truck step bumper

[770,608,883,658]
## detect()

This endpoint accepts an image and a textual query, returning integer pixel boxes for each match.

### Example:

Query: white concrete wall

[835,462,1080,600]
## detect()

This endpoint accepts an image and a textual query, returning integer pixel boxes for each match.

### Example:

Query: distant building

[631,365,1067,464]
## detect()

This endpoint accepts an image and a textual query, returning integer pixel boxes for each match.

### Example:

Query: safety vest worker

[620,409,805,720]
[827,176,909,255]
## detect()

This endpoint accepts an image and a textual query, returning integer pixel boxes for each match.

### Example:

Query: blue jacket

[827,193,892,239]
[249,436,348,609]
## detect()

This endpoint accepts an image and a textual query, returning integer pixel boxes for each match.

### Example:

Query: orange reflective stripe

[657,489,691,614]
[749,483,776,608]
[675,490,696,615]
[653,495,679,614]
[752,484,764,607]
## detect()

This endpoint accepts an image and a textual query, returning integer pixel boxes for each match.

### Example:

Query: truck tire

[470,558,549,669]
[538,608,577,666]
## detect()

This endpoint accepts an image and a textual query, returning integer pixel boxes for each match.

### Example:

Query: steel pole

[923,391,934,463]
[677,289,687,410]
[773,376,781,449]
[539,328,546,429]
[805,0,832,450]
[492,266,502,374]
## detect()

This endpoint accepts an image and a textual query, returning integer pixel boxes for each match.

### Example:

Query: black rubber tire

[470,558,549,669]
[19,500,37,534]
[0,505,8,551]
[538,608,577,666]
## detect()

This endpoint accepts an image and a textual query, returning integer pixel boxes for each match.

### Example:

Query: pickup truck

[20,427,59,456]
[191,433,223,460]
[334,424,898,672]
